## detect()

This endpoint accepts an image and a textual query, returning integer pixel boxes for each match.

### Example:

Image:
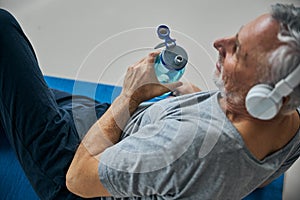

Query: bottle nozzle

[174,55,183,65]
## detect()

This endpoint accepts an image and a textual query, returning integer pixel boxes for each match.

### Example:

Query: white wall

[1,0,300,199]
[1,0,299,88]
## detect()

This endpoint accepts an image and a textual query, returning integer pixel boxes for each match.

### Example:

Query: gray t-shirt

[98,91,300,200]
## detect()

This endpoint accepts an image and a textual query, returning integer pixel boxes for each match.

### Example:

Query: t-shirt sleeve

[98,119,198,198]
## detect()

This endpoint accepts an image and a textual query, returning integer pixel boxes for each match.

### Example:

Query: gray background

[1,0,300,199]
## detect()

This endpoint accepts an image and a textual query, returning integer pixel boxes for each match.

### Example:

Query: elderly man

[1,3,299,200]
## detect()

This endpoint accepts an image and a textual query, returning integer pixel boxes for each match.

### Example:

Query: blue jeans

[0,9,109,199]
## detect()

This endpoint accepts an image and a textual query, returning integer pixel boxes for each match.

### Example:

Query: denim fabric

[0,9,109,200]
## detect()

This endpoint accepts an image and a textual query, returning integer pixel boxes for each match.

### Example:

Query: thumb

[162,81,183,93]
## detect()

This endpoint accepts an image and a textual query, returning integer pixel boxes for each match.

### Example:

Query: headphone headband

[285,63,300,89]
[269,63,300,104]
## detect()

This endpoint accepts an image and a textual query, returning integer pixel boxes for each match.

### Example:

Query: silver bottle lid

[161,45,188,70]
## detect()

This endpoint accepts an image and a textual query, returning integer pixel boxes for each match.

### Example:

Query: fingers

[145,51,160,65]
[143,52,160,69]
[148,51,160,58]
[131,51,160,68]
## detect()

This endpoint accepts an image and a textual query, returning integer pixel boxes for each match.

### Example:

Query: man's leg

[0,9,84,199]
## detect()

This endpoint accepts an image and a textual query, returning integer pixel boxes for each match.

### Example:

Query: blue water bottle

[154,25,188,84]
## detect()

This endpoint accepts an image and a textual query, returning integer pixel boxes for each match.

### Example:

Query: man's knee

[0,9,18,30]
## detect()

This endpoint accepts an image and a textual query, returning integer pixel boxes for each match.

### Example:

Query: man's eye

[233,44,238,53]
[233,42,239,54]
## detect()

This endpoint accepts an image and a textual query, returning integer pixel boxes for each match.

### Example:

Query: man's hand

[171,82,201,96]
[121,51,182,104]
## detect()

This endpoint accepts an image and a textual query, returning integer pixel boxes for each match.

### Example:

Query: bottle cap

[161,45,188,70]
[155,25,176,49]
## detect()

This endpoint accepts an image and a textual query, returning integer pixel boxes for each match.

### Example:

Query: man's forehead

[240,14,281,51]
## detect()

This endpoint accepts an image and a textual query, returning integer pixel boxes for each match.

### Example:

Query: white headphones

[245,64,300,120]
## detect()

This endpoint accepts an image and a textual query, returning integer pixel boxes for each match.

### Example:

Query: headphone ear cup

[245,84,283,120]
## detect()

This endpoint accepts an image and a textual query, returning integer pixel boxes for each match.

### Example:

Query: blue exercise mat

[0,76,283,200]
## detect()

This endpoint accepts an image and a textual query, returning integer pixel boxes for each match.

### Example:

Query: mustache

[216,54,224,73]
[218,54,224,66]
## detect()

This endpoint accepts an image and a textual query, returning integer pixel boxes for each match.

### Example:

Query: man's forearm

[66,94,139,197]
[81,94,139,159]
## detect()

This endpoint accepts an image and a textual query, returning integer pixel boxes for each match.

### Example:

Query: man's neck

[219,96,300,160]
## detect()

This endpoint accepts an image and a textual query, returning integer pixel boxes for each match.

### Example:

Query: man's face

[213,14,281,106]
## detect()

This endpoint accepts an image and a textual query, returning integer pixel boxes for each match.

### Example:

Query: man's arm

[66,52,182,198]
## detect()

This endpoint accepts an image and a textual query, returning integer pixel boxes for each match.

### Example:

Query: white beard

[212,68,225,97]
[212,66,248,110]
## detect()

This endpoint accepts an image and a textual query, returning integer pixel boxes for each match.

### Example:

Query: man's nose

[213,36,235,57]
[213,38,226,57]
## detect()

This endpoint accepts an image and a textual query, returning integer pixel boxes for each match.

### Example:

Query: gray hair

[269,4,300,113]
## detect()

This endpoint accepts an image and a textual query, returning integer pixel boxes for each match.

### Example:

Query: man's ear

[282,96,290,106]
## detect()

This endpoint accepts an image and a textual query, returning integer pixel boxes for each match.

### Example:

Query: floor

[1,0,300,199]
